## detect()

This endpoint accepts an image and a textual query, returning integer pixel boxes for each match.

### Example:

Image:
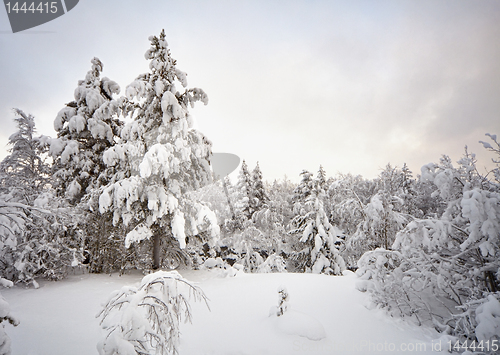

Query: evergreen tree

[399,163,420,217]
[50,57,122,203]
[222,176,236,220]
[231,161,269,230]
[288,170,346,275]
[0,109,49,202]
[234,160,252,221]
[0,111,81,285]
[316,165,327,192]
[252,177,295,257]
[99,30,219,270]
[250,162,268,215]
[48,58,125,274]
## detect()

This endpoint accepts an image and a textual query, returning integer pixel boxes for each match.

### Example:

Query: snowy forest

[1,30,500,355]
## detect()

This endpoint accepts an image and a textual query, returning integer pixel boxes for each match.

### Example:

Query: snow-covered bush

[357,135,500,343]
[474,294,500,343]
[257,253,287,273]
[219,222,267,263]
[240,241,266,273]
[0,190,83,286]
[97,271,209,355]
[452,293,500,344]
[200,257,239,277]
[0,277,19,355]
[356,248,428,321]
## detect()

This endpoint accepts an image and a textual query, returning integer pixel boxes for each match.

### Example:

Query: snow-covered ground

[2,269,446,355]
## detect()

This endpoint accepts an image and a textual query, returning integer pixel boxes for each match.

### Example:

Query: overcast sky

[1,0,499,182]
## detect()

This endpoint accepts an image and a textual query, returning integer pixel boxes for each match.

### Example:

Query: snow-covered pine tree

[99,30,219,270]
[50,57,122,203]
[0,110,47,271]
[222,176,236,220]
[223,166,287,271]
[0,111,80,285]
[249,176,296,263]
[316,165,334,224]
[288,170,346,275]
[232,160,269,224]
[49,58,126,273]
[398,163,421,217]
[266,177,296,228]
[250,162,269,216]
[0,109,50,203]
[234,160,253,221]
[316,165,327,192]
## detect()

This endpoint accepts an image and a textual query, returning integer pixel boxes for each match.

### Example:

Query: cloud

[1,0,499,182]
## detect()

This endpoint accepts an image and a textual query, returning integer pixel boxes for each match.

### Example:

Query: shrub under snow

[0,277,19,355]
[96,271,209,355]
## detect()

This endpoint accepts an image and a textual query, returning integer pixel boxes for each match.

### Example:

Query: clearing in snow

[2,269,446,355]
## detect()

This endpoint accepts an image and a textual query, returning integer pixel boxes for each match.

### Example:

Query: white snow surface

[3,270,445,355]
[271,308,326,341]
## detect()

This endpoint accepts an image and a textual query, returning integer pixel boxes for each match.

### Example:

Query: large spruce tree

[99,30,219,269]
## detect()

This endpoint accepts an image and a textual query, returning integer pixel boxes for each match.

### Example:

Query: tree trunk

[152,234,161,270]
[486,270,498,292]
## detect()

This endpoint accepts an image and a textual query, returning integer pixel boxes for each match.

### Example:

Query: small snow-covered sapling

[277,286,289,317]
[96,271,209,355]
